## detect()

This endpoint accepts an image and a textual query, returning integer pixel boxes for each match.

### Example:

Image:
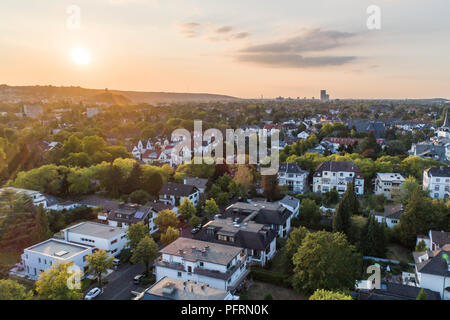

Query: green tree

[415,240,427,252]
[333,183,359,238]
[142,171,163,196]
[360,215,387,257]
[299,199,321,228]
[292,231,362,294]
[178,198,196,220]
[309,289,352,300]
[0,279,33,300]
[263,293,273,300]
[124,163,143,194]
[31,205,52,243]
[416,288,427,300]
[262,174,280,201]
[85,249,114,286]
[285,226,309,267]
[82,135,106,156]
[161,226,180,246]
[400,176,420,204]
[154,209,179,234]
[35,261,83,300]
[126,222,149,250]
[130,235,158,276]
[129,189,150,205]
[203,198,220,216]
[234,165,253,193]
[189,215,202,228]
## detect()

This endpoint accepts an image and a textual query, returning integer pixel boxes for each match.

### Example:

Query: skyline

[1,0,449,99]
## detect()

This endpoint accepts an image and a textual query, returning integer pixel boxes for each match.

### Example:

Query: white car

[84,287,103,300]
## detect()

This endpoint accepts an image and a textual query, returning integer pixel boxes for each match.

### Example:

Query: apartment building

[62,222,127,257]
[423,166,450,199]
[159,182,200,207]
[155,238,249,291]
[194,218,277,267]
[278,163,309,193]
[374,173,405,200]
[21,239,92,280]
[313,161,364,195]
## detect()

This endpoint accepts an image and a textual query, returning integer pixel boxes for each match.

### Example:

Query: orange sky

[0,0,449,99]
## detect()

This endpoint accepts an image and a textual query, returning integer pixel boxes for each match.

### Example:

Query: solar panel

[134,211,145,219]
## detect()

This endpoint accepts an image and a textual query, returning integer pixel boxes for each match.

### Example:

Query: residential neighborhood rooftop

[25,238,91,259]
[63,221,124,239]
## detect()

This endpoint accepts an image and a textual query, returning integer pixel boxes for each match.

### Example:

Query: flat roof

[160,237,243,266]
[63,221,125,239]
[376,173,405,181]
[141,277,229,300]
[25,239,91,259]
[205,218,266,234]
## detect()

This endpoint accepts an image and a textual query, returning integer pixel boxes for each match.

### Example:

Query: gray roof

[279,195,300,210]
[368,283,441,300]
[159,237,243,266]
[430,230,450,248]
[140,277,229,300]
[63,221,125,239]
[372,204,404,219]
[279,163,308,175]
[159,182,198,197]
[424,166,450,178]
[184,177,208,190]
[314,161,363,178]
[224,201,291,225]
[414,246,450,277]
[25,239,91,259]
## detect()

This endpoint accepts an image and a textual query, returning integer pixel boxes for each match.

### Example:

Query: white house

[423,166,450,199]
[278,163,309,194]
[62,222,127,257]
[194,218,277,267]
[278,195,300,218]
[374,173,405,200]
[370,204,404,228]
[413,245,450,300]
[416,230,450,251]
[1,187,48,208]
[21,239,92,280]
[136,276,237,300]
[184,177,208,194]
[313,161,364,195]
[159,182,200,207]
[155,238,249,291]
[297,131,310,140]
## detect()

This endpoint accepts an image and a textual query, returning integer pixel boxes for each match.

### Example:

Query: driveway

[87,263,146,300]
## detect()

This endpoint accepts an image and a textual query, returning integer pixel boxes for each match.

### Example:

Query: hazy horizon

[1,1,449,99]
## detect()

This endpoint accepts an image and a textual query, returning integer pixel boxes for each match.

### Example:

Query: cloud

[237,54,356,68]
[237,28,357,68]
[232,32,249,39]
[215,26,233,34]
[179,22,202,38]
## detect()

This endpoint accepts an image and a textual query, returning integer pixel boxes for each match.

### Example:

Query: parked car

[133,274,145,285]
[84,287,103,300]
[191,227,200,234]
[113,258,120,270]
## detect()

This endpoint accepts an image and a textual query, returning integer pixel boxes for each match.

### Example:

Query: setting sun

[71,48,92,65]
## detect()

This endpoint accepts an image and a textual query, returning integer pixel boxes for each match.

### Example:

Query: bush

[141,275,156,286]
[119,248,132,263]
[251,268,291,288]
[264,293,273,300]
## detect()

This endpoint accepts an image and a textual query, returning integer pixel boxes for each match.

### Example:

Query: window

[38,258,41,263]
[200,262,204,267]
[111,239,118,245]
[177,272,182,278]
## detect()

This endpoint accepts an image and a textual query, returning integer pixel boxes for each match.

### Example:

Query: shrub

[264,293,273,300]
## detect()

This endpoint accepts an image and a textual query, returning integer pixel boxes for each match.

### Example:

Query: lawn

[246,281,308,300]
[0,249,21,266]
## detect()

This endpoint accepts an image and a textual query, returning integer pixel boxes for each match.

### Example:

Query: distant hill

[0,85,240,104]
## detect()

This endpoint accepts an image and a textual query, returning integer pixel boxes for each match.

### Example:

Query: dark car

[191,227,200,234]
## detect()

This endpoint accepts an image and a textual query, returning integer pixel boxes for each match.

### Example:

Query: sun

[71,48,92,65]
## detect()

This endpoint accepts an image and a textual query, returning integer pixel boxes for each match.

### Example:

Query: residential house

[417,230,450,251]
[278,195,300,218]
[21,239,92,280]
[370,204,404,228]
[62,222,127,257]
[423,166,450,199]
[1,187,48,208]
[278,163,309,193]
[159,182,200,207]
[194,218,277,266]
[313,161,364,195]
[224,201,294,238]
[135,276,237,300]
[374,173,405,200]
[413,245,450,300]
[184,177,208,194]
[154,238,249,291]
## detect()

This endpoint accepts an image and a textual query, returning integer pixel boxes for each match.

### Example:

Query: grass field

[246,281,308,300]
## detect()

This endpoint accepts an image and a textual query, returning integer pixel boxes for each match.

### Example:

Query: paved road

[88,263,146,300]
